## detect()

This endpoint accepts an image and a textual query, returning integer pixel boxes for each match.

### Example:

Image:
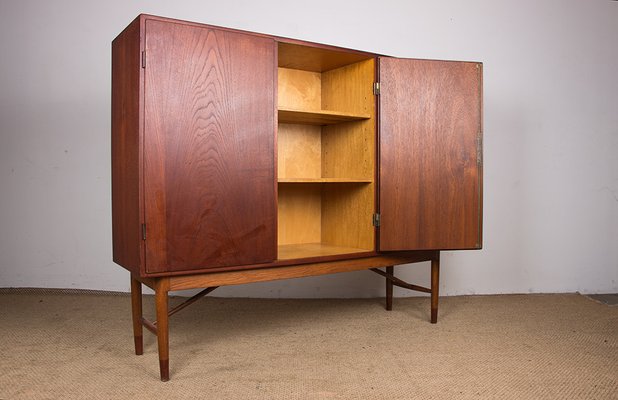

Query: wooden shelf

[278,42,374,72]
[278,108,370,125]
[278,178,372,183]
[278,243,372,260]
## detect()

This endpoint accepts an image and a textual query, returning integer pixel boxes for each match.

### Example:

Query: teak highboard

[112,14,483,381]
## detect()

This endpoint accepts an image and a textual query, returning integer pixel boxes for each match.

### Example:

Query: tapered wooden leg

[430,253,440,324]
[130,276,143,355]
[155,283,169,381]
[385,266,394,311]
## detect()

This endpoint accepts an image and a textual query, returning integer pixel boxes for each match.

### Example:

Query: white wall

[1,0,616,297]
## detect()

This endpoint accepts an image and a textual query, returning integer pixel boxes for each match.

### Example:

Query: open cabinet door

[378,58,482,251]
[143,19,277,273]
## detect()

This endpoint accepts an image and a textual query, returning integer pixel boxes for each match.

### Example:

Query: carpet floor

[0,290,616,399]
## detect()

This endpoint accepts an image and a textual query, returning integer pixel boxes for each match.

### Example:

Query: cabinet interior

[277,42,376,260]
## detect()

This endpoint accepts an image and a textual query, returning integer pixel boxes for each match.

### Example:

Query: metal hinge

[476,133,483,167]
[373,82,380,96]
[141,51,146,68]
[373,213,381,227]
[141,223,146,240]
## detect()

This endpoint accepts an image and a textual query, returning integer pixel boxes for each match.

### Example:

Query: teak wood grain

[111,17,484,274]
[112,14,481,382]
[378,58,482,250]
[111,16,143,275]
[143,20,277,272]
[165,252,436,291]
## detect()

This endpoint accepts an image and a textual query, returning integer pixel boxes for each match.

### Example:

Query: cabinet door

[378,58,482,250]
[143,20,277,273]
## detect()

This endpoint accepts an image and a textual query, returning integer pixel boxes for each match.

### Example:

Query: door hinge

[373,213,381,227]
[476,133,483,167]
[141,51,146,68]
[373,82,380,96]
[141,223,146,240]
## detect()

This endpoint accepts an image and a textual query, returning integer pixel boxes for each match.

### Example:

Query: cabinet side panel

[111,18,142,274]
[379,58,482,250]
[143,21,277,272]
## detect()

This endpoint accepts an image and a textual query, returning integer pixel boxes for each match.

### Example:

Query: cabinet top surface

[117,14,482,66]
[127,13,377,59]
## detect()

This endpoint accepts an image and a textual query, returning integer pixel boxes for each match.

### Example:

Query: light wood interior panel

[276,50,376,256]
[321,183,374,250]
[278,185,321,245]
[321,59,375,180]
[278,108,370,125]
[321,122,374,179]
[278,42,373,72]
[322,59,375,113]
[278,123,321,179]
[278,68,321,110]
[278,243,371,260]
[320,59,376,250]
[279,178,372,183]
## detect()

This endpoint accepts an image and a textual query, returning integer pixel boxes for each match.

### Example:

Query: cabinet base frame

[370,252,440,323]
[130,251,440,381]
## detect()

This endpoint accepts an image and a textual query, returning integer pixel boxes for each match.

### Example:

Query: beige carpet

[0,289,616,399]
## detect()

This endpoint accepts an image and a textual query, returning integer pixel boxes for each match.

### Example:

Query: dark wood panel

[379,58,482,250]
[111,16,143,274]
[143,20,277,273]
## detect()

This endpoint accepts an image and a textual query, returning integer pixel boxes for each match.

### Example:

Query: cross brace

[369,256,440,324]
[370,268,431,293]
[140,286,219,336]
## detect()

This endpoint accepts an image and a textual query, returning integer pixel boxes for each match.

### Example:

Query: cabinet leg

[130,276,143,355]
[430,254,440,324]
[155,284,170,381]
[385,266,394,311]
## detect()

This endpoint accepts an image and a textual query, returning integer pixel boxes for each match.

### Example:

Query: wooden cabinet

[112,14,482,381]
